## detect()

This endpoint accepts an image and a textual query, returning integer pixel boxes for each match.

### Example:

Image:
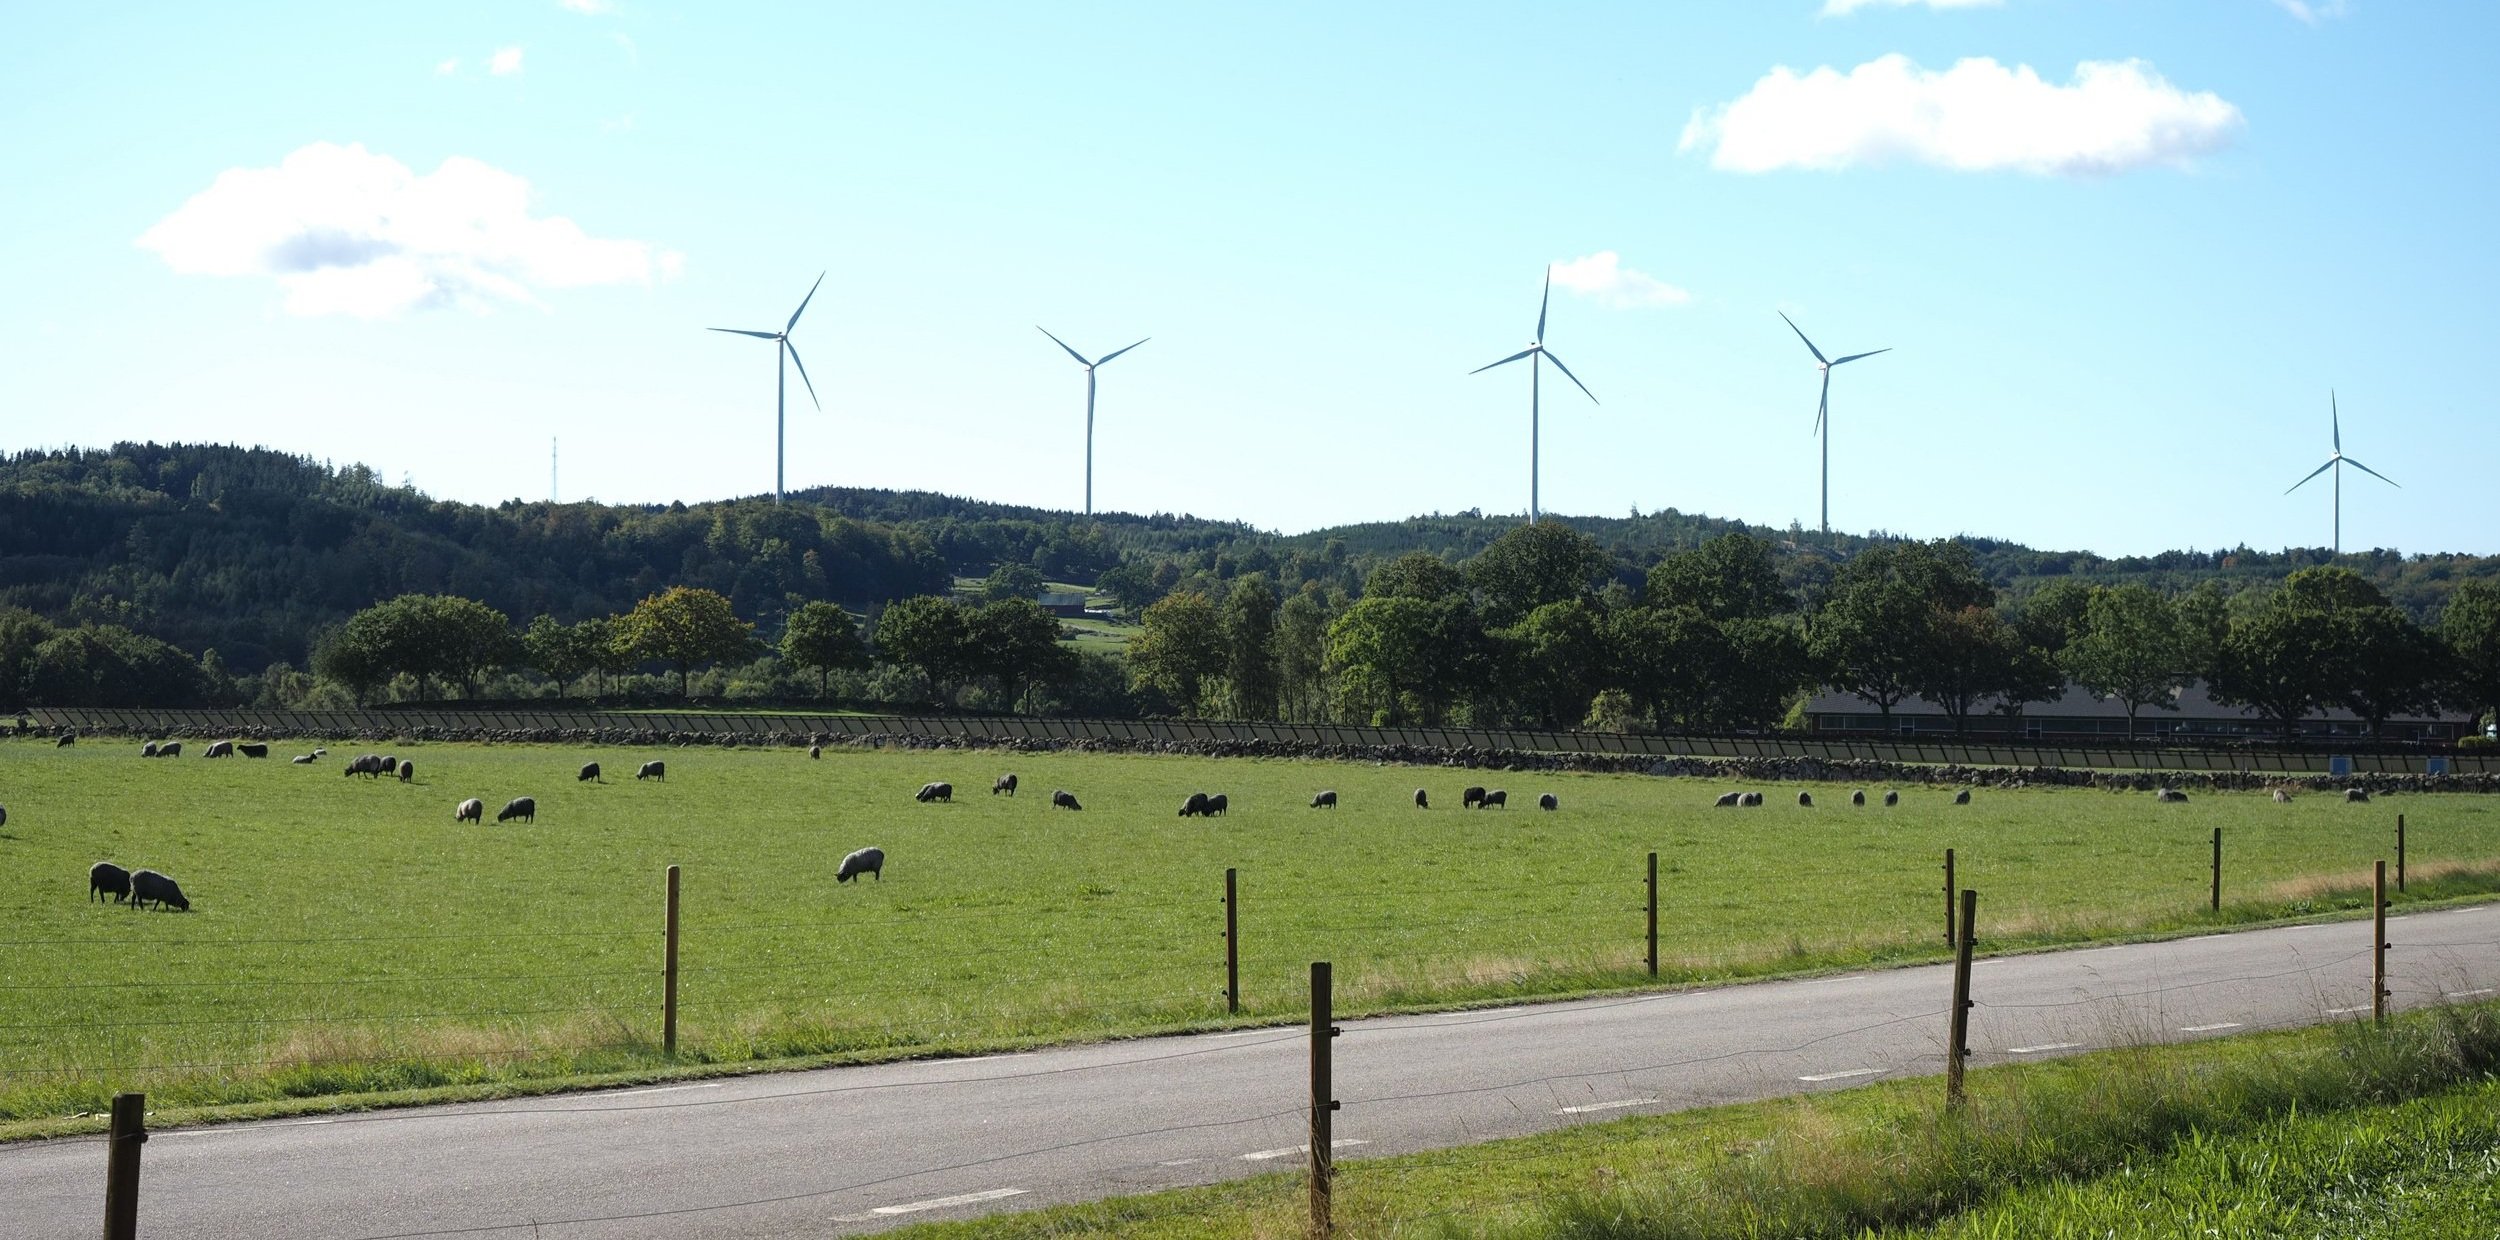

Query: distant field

[1,738,2495,1127]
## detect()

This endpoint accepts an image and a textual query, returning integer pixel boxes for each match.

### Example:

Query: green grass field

[2,736,2495,1129]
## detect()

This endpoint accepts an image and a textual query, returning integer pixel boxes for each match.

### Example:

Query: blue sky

[2,1,2491,558]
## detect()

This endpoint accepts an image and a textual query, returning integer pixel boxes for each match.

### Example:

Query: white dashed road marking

[2006,1042,2082,1054]
[600,1083,722,1098]
[1241,1139,1368,1161]
[1798,1069,1882,1083]
[2449,989,2495,999]
[2180,1022,2244,1033]
[870,1188,1028,1215]
[2326,1006,2374,1016]
[1555,1098,1657,1114]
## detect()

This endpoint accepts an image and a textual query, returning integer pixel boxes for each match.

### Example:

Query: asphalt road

[8,903,2497,1239]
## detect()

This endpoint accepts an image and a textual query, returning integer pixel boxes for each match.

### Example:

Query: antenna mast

[551,437,559,504]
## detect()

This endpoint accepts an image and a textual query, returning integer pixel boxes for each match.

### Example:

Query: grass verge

[876,1003,2500,1239]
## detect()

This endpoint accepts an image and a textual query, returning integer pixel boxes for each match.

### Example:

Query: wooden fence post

[2374,860,2390,1024]
[1308,962,1337,1239]
[2211,828,2223,912]
[1942,849,1956,947]
[1946,890,1978,1111]
[663,864,681,1056]
[1646,852,1659,978]
[1224,868,1240,1015]
[103,1091,145,1240]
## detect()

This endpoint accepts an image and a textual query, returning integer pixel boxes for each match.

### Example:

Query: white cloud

[1821,0,2002,15]
[136,141,680,318]
[559,0,614,12]
[1549,252,1691,308]
[434,57,459,75]
[489,46,524,76]
[2272,0,2349,23]
[1679,55,2243,176]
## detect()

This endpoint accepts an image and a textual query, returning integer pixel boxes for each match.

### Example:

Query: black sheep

[1206,794,1228,815]
[238,742,269,759]
[578,762,602,783]
[993,773,1018,796]
[1537,793,1558,811]
[915,781,953,803]
[1414,788,1429,809]
[1052,789,1082,811]
[497,796,537,823]
[89,861,132,904]
[1178,792,1212,818]
[637,760,666,781]
[130,869,189,912]
[398,761,414,783]
[1311,790,1338,809]
[1462,786,1487,809]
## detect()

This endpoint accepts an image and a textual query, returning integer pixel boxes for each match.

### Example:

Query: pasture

[1,736,2495,1127]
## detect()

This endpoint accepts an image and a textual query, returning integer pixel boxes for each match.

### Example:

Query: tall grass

[1520,1005,2500,1240]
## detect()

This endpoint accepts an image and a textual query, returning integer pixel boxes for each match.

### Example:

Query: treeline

[17,523,2492,750]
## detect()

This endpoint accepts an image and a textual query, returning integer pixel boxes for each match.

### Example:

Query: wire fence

[19,705,2487,774]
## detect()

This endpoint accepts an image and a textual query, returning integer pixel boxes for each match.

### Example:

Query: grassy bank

[2,736,2495,1125]
[881,1004,2500,1239]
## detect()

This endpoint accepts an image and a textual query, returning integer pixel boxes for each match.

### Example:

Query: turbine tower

[709,273,825,505]
[1470,266,1597,524]
[1779,312,1890,537]
[1036,327,1148,517]
[2284,391,2398,556]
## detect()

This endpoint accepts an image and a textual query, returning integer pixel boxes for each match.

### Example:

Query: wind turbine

[1470,266,1597,524]
[1779,312,1890,537]
[1036,327,1148,517]
[709,272,824,505]
[2284,391,2397,556]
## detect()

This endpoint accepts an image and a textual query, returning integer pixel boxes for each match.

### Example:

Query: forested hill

[2,442,2494,673]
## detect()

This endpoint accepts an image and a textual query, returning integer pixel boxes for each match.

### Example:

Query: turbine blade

[1779,312,1829,365]
[785,340,821,411]
[1094,337,1150,367]
[1814,372,1829,437]
[1541,349,1597,404]
[1036,326,1091,366]
[2332,390,2341,453]
[710,328,781,339]
[2343,456,2400,487]
[1469,347,1538,375]
[1537,266,1552,342]
[1831,347,1892,366]
[786,271,825,333]
[2284,459,2336,494]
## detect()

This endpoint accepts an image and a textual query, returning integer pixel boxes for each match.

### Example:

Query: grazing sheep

[456,798,484,824]
[238,743,269,759]
[1052,789,1082,811]
[993,773,1019,796]
[915,781,953,803]
[380,756,398,774]
[1178,792,1213,818]
[89,861,132,904]
[2346,787,2371,803]
[1954,789,1972,805]
[2273,788,2294,804]
[1714,791,1741,808]
[397,761,414,784]
[1207,793,1229,815]
[2156,788,2188,803]
[55,733,75,747]
[1884,790,1899,807]
[1414,788,1429,809]
[1311,790,1339,809]
[1742,792,1765,807]
[1851,790,1867,807]
[578,762,602,783]
[1463,786,1488,809]
[343,754,382,778]
[809,745,822,760]
[1482,790,1507,809]
[204,740,235,759]
[637,760,666,782]
[0,805,5,827]
[157,741,183,758]
[497,796,537,824]
[141,741,158,758]
[1798,792,1814,808]
[291,754,314,765]
[836,846,886,883]
[129,869,189,912]
[1537,793,1558,811]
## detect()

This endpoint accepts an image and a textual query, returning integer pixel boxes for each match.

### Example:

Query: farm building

[1803,682,2479,744]
[1035,591,1090,618]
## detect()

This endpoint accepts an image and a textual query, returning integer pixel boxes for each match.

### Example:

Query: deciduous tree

[618,586,757,699]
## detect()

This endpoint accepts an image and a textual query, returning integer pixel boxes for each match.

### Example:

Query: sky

[2,1,2493,559]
